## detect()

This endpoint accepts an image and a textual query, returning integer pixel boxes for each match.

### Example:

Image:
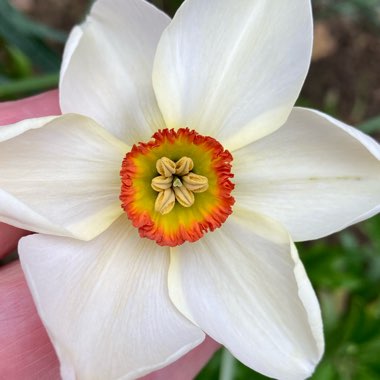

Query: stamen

[152,156,209,215]
[175,157,194,176]
[151,175,173,192]
[156,157,176,177]
[155,188,175,215]
[182,173,209,193]
[173,186,195,208]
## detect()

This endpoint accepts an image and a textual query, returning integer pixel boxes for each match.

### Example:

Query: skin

[0,91,220,380]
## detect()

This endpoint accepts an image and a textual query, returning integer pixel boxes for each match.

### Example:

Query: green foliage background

[0,0,379,379]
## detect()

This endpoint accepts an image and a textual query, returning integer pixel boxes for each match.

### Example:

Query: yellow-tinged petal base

[120,128,234,246]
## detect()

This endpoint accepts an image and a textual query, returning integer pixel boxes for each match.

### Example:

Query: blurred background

[0,0,380,379]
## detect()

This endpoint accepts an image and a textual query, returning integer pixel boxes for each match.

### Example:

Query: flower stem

[219,348,237,380]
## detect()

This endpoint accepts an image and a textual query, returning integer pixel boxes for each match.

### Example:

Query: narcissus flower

[1,0,379,379]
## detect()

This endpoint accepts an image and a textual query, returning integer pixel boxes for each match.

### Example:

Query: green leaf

[359,115,380,134]
[0,73,58,99]
[0,2,65,72]
[0,1,67,42]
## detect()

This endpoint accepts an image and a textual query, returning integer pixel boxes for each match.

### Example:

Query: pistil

[152,156,208,214]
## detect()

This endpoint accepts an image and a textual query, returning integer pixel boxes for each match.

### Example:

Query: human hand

[0,91,220,380]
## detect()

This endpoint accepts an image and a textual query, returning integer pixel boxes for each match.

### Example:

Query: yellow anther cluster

[152,156,209,215]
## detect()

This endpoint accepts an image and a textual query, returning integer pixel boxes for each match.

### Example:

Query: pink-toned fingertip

[0,223,29,259]
[141,336,221,380]
[0,261,60,380]
[0,90,60,125]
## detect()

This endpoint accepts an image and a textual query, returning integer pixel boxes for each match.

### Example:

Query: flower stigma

[120,128,235,247]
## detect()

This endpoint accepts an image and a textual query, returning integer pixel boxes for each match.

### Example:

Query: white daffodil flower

[1,0,379,379]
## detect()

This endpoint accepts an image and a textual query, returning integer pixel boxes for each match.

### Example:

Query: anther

[175,157,194,176]
[156,157,176,177]
[155,188,175,215]
[151,175,173,192]
[173,186,195,208]
[182,173,209,193]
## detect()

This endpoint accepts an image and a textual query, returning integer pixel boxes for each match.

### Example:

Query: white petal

[169,209,323,380]
[233,107,380,241]
[0,114,128,240]
[59,26,83,88]
[153,0,312,151]
[0,115,58,141]
[19,215,204,380]
[60,0,170,144]
[169,210,323,380]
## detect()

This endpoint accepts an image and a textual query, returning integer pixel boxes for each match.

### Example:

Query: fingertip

[141,336,220,380]
[0,90,60,125]
[0,261,60,380]
[0,223,29,259]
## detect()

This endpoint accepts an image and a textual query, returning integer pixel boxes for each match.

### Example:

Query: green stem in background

[219,348,237,380]
[0,73,59,99]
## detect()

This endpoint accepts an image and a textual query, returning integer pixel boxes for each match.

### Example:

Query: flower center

[120,128,235,247]
[152,156,209,215]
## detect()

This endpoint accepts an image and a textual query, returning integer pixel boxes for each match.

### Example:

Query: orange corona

[120,128,235,246]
